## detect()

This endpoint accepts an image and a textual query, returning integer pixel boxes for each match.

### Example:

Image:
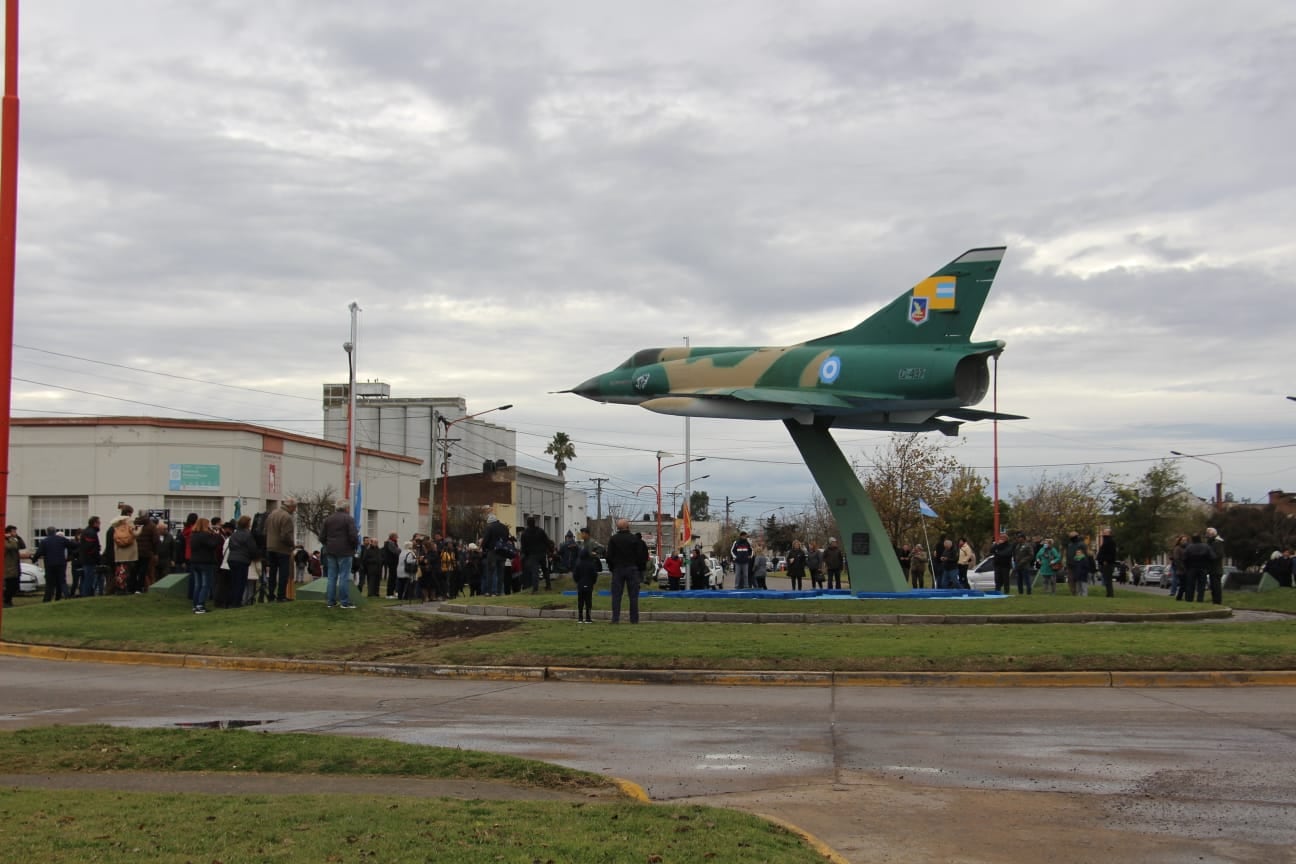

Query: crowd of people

[3,499,584,612]
[11,499,1293,614]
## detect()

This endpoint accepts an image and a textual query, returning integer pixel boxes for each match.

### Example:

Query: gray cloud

[12,0,1296,509]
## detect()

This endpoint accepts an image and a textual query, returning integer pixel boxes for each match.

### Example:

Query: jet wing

[942,407,1029,421]
[669,387,902,409]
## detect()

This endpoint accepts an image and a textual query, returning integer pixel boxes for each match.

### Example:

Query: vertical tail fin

[807,246,1006,346]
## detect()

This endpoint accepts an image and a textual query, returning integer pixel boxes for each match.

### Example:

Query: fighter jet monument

[569,246,1022,592]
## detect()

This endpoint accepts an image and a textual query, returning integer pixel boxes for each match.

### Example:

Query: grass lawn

[1,727,822,864]
[0,726,611,790]
[3,589,1294,672]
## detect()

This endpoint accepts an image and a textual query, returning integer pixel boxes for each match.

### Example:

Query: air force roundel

[818,354,842,384]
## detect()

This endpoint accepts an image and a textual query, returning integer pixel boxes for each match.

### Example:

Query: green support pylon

[783,419,909,593]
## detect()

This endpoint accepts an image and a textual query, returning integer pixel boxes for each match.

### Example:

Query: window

[367,509,378,540]
[164,496,224,523]
[30,496,89,539]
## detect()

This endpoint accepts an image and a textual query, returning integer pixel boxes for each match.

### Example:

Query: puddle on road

[174,719,279,730]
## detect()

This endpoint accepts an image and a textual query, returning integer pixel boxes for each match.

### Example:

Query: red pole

[440,434,449,537]
[992,353,1000,538]
[0,0,19,634]
[655,455,663,562]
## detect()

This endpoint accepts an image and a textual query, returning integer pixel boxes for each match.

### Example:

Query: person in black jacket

[226,516,260,608]
[187,518,222,614]
[78,517,102,597]
[605,519,646,623]
[786,540,808,591]
[1096,528,1118,598]
[1181,534,1213,603]
[381,533,401,599]
[572,547,601,623]
[520,517,553,593]
[360,537,384,597]
[990,533,1015,594]
[481,515,510,596]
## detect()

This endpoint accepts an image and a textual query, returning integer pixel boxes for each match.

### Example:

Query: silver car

[1141,564,1167,587]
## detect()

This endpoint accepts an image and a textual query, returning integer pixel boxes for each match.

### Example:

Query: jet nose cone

[570,376,603,400]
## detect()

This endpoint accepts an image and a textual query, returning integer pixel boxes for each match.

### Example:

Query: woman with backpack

[107,505,139,594]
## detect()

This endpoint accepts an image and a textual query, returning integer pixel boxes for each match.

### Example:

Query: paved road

[3,656,1294,863]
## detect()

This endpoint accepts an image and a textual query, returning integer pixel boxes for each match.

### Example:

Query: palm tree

[544,432,577,476]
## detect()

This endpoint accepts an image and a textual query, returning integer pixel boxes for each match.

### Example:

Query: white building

[7,417,422,541]
[321,383,514,482]
[322,382,579,537]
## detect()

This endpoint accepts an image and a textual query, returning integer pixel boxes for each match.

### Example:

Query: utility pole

[591,478,609,519]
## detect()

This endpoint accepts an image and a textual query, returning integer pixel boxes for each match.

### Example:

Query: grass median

[3,588,1294,671]
[1,727,822,864]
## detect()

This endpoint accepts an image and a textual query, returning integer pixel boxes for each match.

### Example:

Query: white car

[968,557,999,590]
[657,555,722,589]
[18,562,45,594]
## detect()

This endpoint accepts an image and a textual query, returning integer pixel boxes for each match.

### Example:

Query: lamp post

[757,505,784,545]
[1170,450,1224,511]
[656,451,705,558]
[670,475,709,526]
[440,404,512,536]
[342,301,360,507]
[724,494,757,531]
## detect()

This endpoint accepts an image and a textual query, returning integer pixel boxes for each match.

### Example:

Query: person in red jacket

[663,552,684,590]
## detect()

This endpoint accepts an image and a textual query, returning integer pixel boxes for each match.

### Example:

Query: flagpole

[919,513,932,589]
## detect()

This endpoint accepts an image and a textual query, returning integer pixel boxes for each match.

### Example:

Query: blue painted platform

[565,588,1007,600]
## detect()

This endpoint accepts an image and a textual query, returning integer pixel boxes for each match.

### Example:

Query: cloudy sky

[11,0,1295,523]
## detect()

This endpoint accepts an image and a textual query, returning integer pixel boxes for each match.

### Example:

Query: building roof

[10,416,423,465]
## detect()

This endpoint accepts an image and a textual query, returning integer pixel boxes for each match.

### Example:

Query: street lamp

[670,475,709,523]
[724,494,757,531]
[440,404,513,536]
[656,451,705,558]
[1170,450,1224,512]
[757,506,784,543]
[342,300,360,506]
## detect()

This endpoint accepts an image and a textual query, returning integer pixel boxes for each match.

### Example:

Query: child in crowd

[572,547,602,623]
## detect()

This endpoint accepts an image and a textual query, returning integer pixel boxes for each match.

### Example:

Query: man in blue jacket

[730,531,754,589]
[33,527,74,603]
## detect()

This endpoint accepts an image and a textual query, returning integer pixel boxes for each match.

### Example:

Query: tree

[544,432,576,475]
[941,469,996,555]
[689,490,710,522]
[794,490,840,546]
[1008,471,1106,543]
[1109,462,1196,563]
[290,485,338,547]
[1212,505,1296,570]
[448,505,490,543]
[761,513,798,555]
[858,434,961,547]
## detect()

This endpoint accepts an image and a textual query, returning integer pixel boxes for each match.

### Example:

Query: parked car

[1141,564,1168,587]
[18,561,45,595]
[969,557,998,590]
[656,555,721,589]
[1219,566,1246,589]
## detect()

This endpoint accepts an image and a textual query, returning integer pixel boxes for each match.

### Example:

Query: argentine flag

[918,498,939,519]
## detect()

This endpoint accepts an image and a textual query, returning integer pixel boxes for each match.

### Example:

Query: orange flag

[680,506,692,548]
